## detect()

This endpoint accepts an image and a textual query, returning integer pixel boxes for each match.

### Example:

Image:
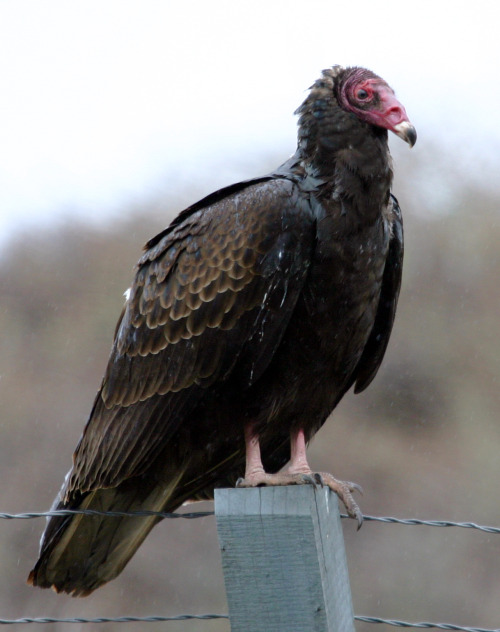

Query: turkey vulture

[28,65,415,596]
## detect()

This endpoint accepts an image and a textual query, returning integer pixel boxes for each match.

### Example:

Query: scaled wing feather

[66,179,315,497]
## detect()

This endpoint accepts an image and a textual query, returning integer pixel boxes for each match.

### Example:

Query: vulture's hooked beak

[394,121,417,148]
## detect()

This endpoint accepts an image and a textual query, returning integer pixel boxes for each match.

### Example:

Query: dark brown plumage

[28,65,416,596]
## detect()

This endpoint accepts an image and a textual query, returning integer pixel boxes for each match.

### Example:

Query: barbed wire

[0,614,497,630]
[1,509,499,535]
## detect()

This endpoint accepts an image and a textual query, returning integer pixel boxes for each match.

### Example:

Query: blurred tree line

[0,151,499,631]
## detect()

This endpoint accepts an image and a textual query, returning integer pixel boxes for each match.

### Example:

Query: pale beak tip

[394,121,417,147]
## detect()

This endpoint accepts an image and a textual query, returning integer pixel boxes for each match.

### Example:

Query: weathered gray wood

[215,485,355,632]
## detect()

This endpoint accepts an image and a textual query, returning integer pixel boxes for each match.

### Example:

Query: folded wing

[66,178,316,499]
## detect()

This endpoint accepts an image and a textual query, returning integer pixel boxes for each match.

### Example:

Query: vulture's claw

[314,472,364,529]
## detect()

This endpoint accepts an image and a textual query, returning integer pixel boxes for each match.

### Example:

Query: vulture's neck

[295,92,394,220]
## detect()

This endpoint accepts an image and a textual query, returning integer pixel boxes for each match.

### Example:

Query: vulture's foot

[236,470,363,528]
[313,472,363,528]
[236,470,319,489]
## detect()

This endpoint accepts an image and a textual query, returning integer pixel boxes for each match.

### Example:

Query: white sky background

[1,0,499,244]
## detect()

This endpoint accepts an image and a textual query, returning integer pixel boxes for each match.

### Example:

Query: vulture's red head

[295,66,416,167]
[336,66,416,147]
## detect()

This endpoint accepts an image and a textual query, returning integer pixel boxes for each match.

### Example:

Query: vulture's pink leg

[236,426,363,527]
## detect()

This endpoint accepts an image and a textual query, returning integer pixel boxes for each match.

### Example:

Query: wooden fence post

[215,485,355,632]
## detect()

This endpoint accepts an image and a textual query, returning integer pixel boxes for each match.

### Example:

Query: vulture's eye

[356,89,369,100]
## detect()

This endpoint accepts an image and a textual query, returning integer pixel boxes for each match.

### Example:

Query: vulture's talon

[313,473,324,487]
[355,510,364,530]
[340,491,364,529]
[298,473,318,486]
[348,481,364,495]
[311,471,364,527]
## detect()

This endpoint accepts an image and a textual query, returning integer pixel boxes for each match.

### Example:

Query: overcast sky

[1,0,499,243]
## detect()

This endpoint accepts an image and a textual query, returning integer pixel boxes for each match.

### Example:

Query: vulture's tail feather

[27,470,186,597]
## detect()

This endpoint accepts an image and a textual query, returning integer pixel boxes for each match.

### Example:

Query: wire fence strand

[0,509,214,520]
[341,515,500,535]
[353,616,500,632]
[0,614,228,625]
[3,508,498,629]
[0,615,498,631]
[2,509,499,535]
